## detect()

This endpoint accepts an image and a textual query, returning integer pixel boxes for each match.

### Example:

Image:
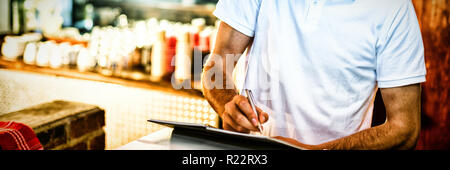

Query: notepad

[148,119,304,150]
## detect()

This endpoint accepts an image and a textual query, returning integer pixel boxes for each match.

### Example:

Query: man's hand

[222,95,269,133]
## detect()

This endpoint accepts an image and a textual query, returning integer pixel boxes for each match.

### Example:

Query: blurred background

[0,0,448,150]
[0,0,220,150]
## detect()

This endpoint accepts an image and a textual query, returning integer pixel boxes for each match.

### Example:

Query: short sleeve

[213,0,262,37]
[376,0,426,88]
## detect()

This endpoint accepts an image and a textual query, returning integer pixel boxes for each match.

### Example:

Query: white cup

[23,42,38,65]
[2,36,26,61]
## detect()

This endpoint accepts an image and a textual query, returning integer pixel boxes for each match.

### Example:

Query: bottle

[23,42,37,65]
[1,36,26,61]
[166,30,177,75]
[151,30,167,81]
[209,20,221,53]
[141,45,152,74]
[59,42,72,68]
[68,44,83,69]
[174,27,192,82]
[11,0,25,35]
[49,43,63,69]
[36,41,53,67]
[77,46,94,72]
[190,18,206,51]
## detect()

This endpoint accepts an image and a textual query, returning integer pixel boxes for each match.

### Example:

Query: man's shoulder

[353,0,412,25]
[360,0,410,13]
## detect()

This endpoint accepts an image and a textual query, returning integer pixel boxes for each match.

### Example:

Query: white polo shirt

[214,0,426,145]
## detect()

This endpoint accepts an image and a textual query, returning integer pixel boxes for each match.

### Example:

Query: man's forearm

[301,84,422,150]
[201,48,241,117]
[202,73,237,117]
[313,122,418,150]
[201,21,253,117]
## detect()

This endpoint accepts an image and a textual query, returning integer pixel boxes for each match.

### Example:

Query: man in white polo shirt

[202,0,426,149]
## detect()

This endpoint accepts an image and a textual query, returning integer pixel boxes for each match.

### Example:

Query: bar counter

[0,58,219,150]
[0,59,204,97]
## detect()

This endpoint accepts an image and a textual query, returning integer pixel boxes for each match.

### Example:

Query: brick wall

[0,100,105,150]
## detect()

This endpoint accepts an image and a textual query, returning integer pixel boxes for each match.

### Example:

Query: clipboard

[148,119,304,150]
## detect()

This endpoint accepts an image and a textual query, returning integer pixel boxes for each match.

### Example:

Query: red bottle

[166,35,177,74]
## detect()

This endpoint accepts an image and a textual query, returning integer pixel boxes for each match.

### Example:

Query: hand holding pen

[221,89,269,134]
[245,89,264,133]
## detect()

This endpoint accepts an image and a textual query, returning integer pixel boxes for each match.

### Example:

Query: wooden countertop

[0,100,101,129]
[0,58,204,98]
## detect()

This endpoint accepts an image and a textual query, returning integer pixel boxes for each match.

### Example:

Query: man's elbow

[392,121,421,150]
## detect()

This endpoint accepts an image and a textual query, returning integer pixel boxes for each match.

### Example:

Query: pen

[244,89,263,133]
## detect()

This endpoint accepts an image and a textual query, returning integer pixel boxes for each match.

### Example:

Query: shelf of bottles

[1,14,218,85]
